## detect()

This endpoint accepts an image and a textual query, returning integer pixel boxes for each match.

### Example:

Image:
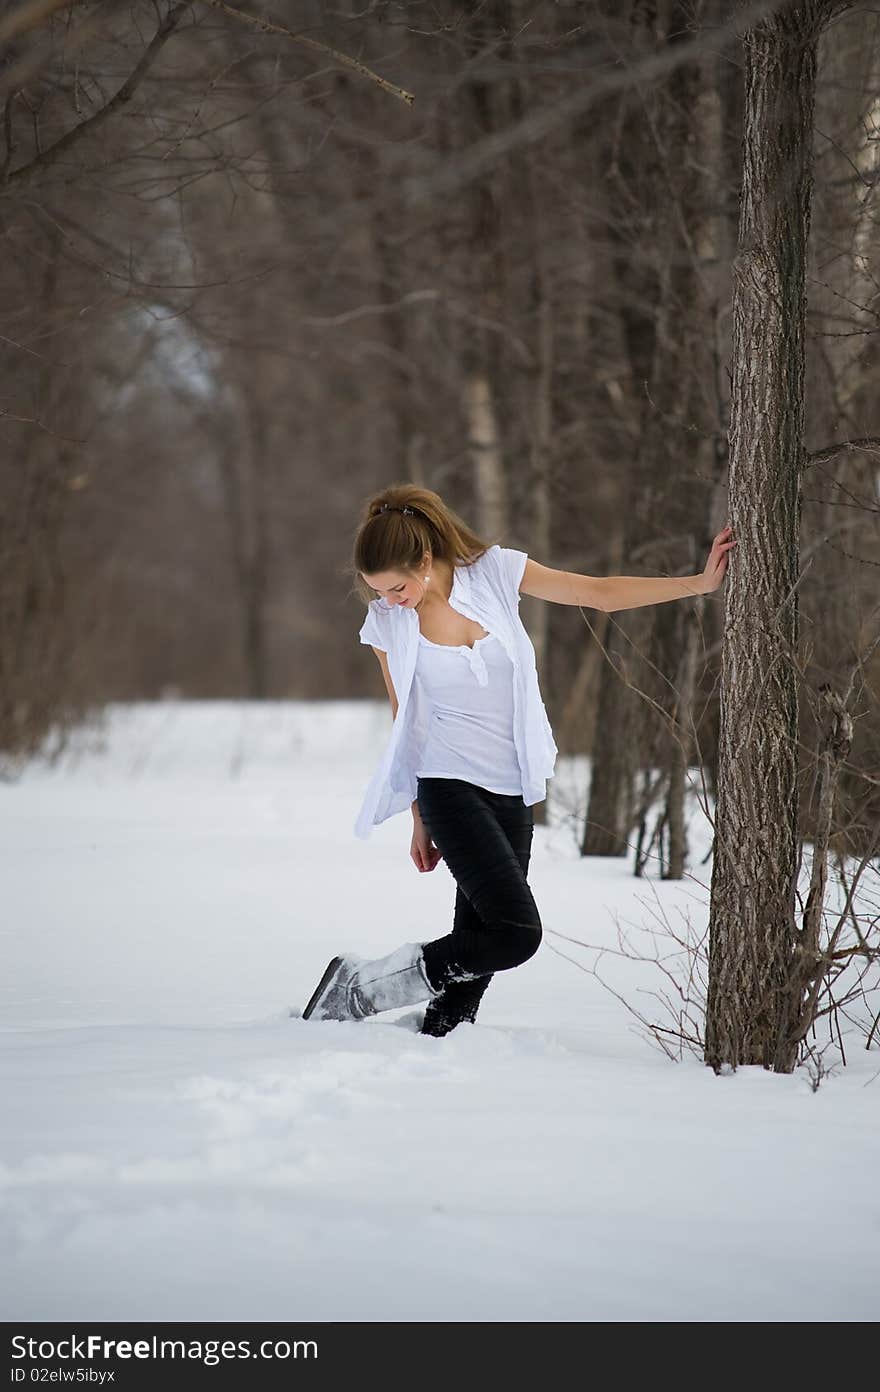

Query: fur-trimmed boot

[302,941,440,1022]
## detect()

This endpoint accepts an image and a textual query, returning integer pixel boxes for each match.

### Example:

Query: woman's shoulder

[465,544,526,597]
[458,544,501,576]
[358,598,397,648]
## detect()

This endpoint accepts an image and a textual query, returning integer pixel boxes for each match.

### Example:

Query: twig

[200,1,415,106]
[4,4,191,188]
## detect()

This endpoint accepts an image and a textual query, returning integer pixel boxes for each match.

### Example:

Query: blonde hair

[349,483,498,605]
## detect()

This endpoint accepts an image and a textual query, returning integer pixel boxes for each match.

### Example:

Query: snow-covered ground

[1,701,877,1322]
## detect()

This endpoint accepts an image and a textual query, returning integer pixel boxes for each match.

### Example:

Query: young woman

[302,485,735,1036]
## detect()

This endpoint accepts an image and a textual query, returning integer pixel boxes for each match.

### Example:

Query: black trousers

[415,777,542,1028]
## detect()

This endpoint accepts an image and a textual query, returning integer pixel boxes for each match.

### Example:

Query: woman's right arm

[371,647,439,870]
[371,646,409,804]
[371,646,398,721]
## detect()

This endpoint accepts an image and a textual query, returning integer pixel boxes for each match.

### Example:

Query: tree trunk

[582,602,649,856]
[585,1,709,861]
[452,5,513,545]
[216,389,271,701]
[705,1,838,1073]
[464,372,507,540]
[665,592,702,879]
[661,24,741,876]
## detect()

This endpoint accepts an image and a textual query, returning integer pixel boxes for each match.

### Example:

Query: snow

[1,701,877,1322]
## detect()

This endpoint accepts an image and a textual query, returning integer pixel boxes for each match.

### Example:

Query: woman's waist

[426,703,515,732]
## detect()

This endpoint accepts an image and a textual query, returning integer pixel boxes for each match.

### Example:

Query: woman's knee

[495,917,542,969]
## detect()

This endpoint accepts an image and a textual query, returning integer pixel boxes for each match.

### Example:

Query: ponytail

[348,483,498,605]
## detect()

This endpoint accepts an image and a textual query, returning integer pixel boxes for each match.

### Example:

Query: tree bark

[665,592,702,879]
[464,372,507,540]
[705,0,839,1073]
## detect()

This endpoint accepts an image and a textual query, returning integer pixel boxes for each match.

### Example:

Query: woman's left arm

[520,526,737,613]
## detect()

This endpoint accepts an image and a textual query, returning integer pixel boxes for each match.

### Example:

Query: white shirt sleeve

[358,602,388,651]
[495,546,528,602]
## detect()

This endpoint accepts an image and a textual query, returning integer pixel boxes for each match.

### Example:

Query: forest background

[2,0,878,871]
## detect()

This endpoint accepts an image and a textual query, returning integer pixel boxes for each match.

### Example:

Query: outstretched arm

[519,526,736,613]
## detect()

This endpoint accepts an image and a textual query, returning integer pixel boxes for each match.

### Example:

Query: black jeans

[415,777,542,1009]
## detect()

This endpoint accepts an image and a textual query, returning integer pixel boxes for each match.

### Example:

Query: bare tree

[705,0,855,1074]
[583,1,734,866]
[2,2,878,944]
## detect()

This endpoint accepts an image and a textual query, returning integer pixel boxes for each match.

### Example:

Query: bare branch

[4,3,191,189]
[200,1,416,106]
[806,436,880,467]
[401,0,794,204]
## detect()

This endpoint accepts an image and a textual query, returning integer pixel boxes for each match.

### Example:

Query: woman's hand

[411,815,442,873]
[700,524,737,594]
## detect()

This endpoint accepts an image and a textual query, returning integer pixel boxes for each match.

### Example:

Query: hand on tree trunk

[700,525,737,594]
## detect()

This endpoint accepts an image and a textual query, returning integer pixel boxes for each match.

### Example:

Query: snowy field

[1,701,877,1323]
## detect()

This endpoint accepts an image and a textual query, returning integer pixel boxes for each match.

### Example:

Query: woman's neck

[417,558,454,611]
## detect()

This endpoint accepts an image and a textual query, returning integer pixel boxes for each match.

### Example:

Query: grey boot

[302,941,439,1022]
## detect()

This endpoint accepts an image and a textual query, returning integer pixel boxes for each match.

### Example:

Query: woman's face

[362,567,423,608]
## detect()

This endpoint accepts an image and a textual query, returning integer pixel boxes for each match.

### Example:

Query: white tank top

[413,629,523,796]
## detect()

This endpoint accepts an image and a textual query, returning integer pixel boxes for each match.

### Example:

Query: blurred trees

[1,2,878,887]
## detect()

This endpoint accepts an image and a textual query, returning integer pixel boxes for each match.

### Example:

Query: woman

[303,485,735,1036]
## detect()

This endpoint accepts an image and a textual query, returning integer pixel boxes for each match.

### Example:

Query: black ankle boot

[420,974,493,1037]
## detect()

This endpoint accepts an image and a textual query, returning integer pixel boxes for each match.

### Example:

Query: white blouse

[413,629,522,795]
[354,544,558,839]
